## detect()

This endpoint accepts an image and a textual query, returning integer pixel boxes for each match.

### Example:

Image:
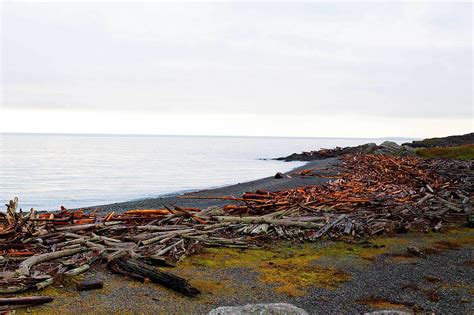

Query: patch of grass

[416,145,474,160]
[357,297,412,311]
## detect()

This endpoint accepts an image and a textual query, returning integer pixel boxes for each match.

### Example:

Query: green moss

[180,244,351,296]
[416,145,474,160]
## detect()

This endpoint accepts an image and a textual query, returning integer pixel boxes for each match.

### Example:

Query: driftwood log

[0,296,53,306]
[214,216,324,229]
[16,248,84,276]
[76,280,103,291]
[113,258,200,297]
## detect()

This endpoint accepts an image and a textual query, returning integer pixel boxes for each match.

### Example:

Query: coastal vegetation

[415,145,474,160]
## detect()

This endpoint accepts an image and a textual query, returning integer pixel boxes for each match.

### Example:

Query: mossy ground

[179,227,473,296]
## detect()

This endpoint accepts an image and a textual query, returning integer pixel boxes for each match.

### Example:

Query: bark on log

[0,296,53,306]
[76,280,103,291]
[141,256,177,267]
[114,258,200,297]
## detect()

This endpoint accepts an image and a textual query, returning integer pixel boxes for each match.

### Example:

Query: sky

[1,1,472,138]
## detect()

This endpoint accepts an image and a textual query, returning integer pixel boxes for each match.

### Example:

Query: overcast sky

[1,1,472,138]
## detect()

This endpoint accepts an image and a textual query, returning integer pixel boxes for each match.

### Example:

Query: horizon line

[1,131,419,140]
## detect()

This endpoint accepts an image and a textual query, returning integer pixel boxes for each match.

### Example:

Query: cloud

[1,2,472,135]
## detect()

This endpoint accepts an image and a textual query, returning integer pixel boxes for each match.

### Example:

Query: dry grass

[416,145,474,160]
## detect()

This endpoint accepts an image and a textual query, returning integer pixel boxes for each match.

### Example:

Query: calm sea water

[0,134,414,210]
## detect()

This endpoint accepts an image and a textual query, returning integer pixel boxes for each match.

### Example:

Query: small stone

[274,172,285,179]
[209,303,308,315]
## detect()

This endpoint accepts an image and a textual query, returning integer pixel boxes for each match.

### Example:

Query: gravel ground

[290,246,473,313]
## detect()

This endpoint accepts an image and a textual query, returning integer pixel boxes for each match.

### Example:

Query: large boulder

[379,141,401,152]
[208,303,308,315]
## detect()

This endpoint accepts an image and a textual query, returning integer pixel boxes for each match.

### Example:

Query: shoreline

[80,157,339,214]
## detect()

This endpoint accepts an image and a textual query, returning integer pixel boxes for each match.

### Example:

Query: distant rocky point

[402,132,474,148]
[276,133,473,162]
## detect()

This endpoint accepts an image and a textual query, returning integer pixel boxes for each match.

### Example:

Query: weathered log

[108,260,146,282]
[64,264,90,277]
[76,280,103,291]
[141,256,177,267]
[0,243,28,249]
[139,229,194,246]
[435,197,462,212]
[105,249,129,262]
[310,214,347,240]
[0,296,53,306]
[16,248,84,276]
[155,239,184,256]
[214,216,324,229]
[54,224,96,232]
[136,225,190,232]
[115,258,200,297]
[35,277,54,290]
[343,221,353,235]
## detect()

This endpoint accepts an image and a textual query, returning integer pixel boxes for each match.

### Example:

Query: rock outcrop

[276,141,416,162]
[403,132,474,148]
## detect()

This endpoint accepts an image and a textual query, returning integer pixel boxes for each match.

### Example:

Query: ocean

[0,134,414,210]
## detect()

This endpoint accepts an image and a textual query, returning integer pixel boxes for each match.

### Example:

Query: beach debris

[0,154,471,298]
[274,172,290,179]
[76,280,103,291]
[0,296,53,307]
[407,246,426,258]
[112,258,200,297]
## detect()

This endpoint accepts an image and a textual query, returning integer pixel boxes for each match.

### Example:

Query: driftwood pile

[0,154,472,306]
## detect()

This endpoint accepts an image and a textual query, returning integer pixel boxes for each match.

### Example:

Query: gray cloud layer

[2,2,472,119]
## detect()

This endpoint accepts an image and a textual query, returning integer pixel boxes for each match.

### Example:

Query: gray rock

[208,303,308,315]
[274,172,285,179]
[274,172,291,179]
[364,311,411,315]
[401,145,416,152]
[380,141,401,151]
